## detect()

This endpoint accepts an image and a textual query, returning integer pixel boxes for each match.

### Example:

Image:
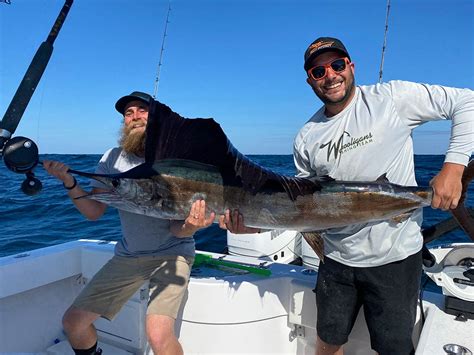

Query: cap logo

[308,40,334,55]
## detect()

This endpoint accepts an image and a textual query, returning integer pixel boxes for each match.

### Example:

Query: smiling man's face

[306,51,356,116]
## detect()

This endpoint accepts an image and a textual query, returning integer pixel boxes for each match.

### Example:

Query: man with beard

[43,91,214,355]
[293,37,473,354]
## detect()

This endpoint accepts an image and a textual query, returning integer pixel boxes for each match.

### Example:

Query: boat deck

[0,240,473,354]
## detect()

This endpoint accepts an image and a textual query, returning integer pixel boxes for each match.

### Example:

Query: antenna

[153,1,171,99]
[378,0,391,83]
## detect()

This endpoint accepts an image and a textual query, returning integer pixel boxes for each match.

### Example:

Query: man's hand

[43,160,75,187]
[218,209,261,234]
[185,199,215,230]
[171,200,215,237]
[430,162,465,210]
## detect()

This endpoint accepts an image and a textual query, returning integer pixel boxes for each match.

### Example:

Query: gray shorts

[72,254,194,320]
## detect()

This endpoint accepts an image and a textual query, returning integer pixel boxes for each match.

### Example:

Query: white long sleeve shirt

[293,80,473,267]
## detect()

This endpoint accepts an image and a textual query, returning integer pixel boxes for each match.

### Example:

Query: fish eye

[112,179,120,188]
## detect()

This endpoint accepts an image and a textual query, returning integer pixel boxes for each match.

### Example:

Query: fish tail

[451,160,474,241]
[302,232,325,263]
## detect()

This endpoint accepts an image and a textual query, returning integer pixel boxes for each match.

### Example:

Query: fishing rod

[378,0,391,83]
[0,0,73,195]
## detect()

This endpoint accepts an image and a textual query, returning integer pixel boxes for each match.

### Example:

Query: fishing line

[35,80,48,149]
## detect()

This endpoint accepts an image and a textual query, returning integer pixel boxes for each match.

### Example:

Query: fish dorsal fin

[153,159,221,173]
[153,159,219,172]
[375,173,390,183]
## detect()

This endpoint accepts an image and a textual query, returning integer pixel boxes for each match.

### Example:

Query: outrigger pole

[0,0,73,194]
[378,0,391,83]
[153,1,172,99]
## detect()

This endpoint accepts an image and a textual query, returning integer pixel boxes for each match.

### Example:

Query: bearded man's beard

[119,124,146,156]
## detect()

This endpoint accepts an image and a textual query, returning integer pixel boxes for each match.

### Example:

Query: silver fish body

[82,159,432,232]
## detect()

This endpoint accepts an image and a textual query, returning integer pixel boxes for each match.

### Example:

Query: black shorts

[315,250,422,354]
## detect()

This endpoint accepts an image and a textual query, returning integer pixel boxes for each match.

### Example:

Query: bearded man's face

[118,100,149,156]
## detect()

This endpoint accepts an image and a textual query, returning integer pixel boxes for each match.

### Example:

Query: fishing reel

[1,136,42,195]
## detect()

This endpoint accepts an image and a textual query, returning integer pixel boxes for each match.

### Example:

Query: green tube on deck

[193,253,271,277]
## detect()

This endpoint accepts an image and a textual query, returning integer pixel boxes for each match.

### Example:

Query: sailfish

[72,100,474,259]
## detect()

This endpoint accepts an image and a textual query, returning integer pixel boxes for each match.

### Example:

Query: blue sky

[1,0,473,155]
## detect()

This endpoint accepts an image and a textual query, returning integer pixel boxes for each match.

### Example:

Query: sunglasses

[307,58,350,81]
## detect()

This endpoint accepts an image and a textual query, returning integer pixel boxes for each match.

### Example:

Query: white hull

[1,240,473,354]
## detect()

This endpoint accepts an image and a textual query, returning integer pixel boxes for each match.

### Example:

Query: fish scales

[82,160,435,233]
[70,101,473,254]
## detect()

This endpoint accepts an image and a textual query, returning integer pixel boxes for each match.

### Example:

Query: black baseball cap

[304,37,351,70]
[115,91,153,114]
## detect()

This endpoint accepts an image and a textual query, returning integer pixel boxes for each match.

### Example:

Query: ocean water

[0,154,472,258]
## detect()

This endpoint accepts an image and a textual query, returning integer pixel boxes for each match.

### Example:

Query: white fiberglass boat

[0,2,472,353]
[1,236,472,355]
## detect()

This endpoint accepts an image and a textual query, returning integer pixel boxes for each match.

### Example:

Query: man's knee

[62,307,98,334]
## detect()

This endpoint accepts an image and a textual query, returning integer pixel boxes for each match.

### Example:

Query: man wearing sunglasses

[294,37,473,354]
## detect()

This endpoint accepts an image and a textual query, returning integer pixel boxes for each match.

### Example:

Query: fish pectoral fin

[302,232,325,263]
[391,211,414,224]
[375,173,390,183]
[313,175,335,183]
